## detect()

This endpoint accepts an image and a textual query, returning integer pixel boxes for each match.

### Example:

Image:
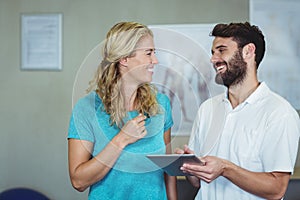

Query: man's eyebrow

[216,45,227,49]
[211,45,227,54]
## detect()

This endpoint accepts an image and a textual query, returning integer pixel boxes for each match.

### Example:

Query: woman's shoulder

[156,92,170,103]
[73,91,102,111]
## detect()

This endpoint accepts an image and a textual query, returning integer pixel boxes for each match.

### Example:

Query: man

[177,22,300,199]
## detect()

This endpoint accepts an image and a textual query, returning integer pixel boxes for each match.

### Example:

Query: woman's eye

[145,49,155,56]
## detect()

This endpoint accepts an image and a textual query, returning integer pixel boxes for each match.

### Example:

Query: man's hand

[180,156,226,183]
[174,145,195,154]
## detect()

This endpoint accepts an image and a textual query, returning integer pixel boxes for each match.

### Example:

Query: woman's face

[121,34,158,85]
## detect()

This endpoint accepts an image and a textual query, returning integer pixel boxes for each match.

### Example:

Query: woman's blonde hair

[88,22,159,127]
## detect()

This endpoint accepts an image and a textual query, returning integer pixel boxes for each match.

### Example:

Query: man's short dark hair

[210,22,266,68]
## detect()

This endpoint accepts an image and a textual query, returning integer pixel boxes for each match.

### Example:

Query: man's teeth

[148,68,154,72]
[217,66,225,71]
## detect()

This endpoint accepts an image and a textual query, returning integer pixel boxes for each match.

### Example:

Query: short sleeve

[261,112,300,173]
[157,93,173,132]
[67,94,96,143]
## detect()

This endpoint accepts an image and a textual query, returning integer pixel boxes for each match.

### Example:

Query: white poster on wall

[21,14,62,70]
[149,24,224,136]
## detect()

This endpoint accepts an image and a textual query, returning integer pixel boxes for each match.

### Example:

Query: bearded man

[176,22,300,200]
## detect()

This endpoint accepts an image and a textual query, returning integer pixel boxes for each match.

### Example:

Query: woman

[68,22,177,200]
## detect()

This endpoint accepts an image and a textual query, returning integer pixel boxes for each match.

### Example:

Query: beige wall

[0,0,298,199]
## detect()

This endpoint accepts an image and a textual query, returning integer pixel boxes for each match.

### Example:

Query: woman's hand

[117,114,147,147]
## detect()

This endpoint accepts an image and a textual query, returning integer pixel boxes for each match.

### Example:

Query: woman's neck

[122,84,138,111]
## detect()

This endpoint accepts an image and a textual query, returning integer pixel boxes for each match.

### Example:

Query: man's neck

[227,79,260,109]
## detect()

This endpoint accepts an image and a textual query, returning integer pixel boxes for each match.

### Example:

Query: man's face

[210,37,247,87]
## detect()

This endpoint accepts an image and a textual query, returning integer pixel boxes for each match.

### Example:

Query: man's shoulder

[202,93,224,105]
[259,84,298,117]
[266,91,297,113]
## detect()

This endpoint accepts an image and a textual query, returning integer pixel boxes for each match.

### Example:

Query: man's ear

[243,43,256,59]
[119,57,128,67]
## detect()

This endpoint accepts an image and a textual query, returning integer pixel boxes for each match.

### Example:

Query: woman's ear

[119,57,128,67]
[243,43,256,59]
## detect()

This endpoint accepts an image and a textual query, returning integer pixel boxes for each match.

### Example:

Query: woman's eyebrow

[144,48,155,52]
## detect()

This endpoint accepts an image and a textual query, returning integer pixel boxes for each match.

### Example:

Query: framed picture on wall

[21,13,62,71]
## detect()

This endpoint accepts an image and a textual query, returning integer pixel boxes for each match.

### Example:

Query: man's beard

[215,49,247,87]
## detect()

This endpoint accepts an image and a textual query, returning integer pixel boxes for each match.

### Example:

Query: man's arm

[181,156,290,200]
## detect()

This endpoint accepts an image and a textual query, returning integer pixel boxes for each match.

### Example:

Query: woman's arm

[68,137,123,192]
[163,128,178,200]
[68,114,147,192]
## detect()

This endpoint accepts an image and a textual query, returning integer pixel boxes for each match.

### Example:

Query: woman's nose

[152,54,159,64]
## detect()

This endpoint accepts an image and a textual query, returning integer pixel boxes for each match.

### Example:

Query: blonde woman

[68,22,177,200]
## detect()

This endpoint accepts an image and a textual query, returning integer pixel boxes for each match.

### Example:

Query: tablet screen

[146,154,202,176]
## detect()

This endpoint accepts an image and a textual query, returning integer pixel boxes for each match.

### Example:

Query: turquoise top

[68,91,173,200]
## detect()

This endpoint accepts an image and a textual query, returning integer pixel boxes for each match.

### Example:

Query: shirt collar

[221,82,270,105]
[245,82,269,104]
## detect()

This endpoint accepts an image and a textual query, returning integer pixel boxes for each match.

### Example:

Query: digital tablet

[146,154,203,176]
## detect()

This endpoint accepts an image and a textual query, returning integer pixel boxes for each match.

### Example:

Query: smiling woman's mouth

[147,67,154,72]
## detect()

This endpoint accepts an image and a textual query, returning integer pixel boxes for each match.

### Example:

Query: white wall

[1,0,298,199]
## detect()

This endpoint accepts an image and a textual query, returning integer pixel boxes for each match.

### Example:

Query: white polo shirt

[189,82,300,200]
